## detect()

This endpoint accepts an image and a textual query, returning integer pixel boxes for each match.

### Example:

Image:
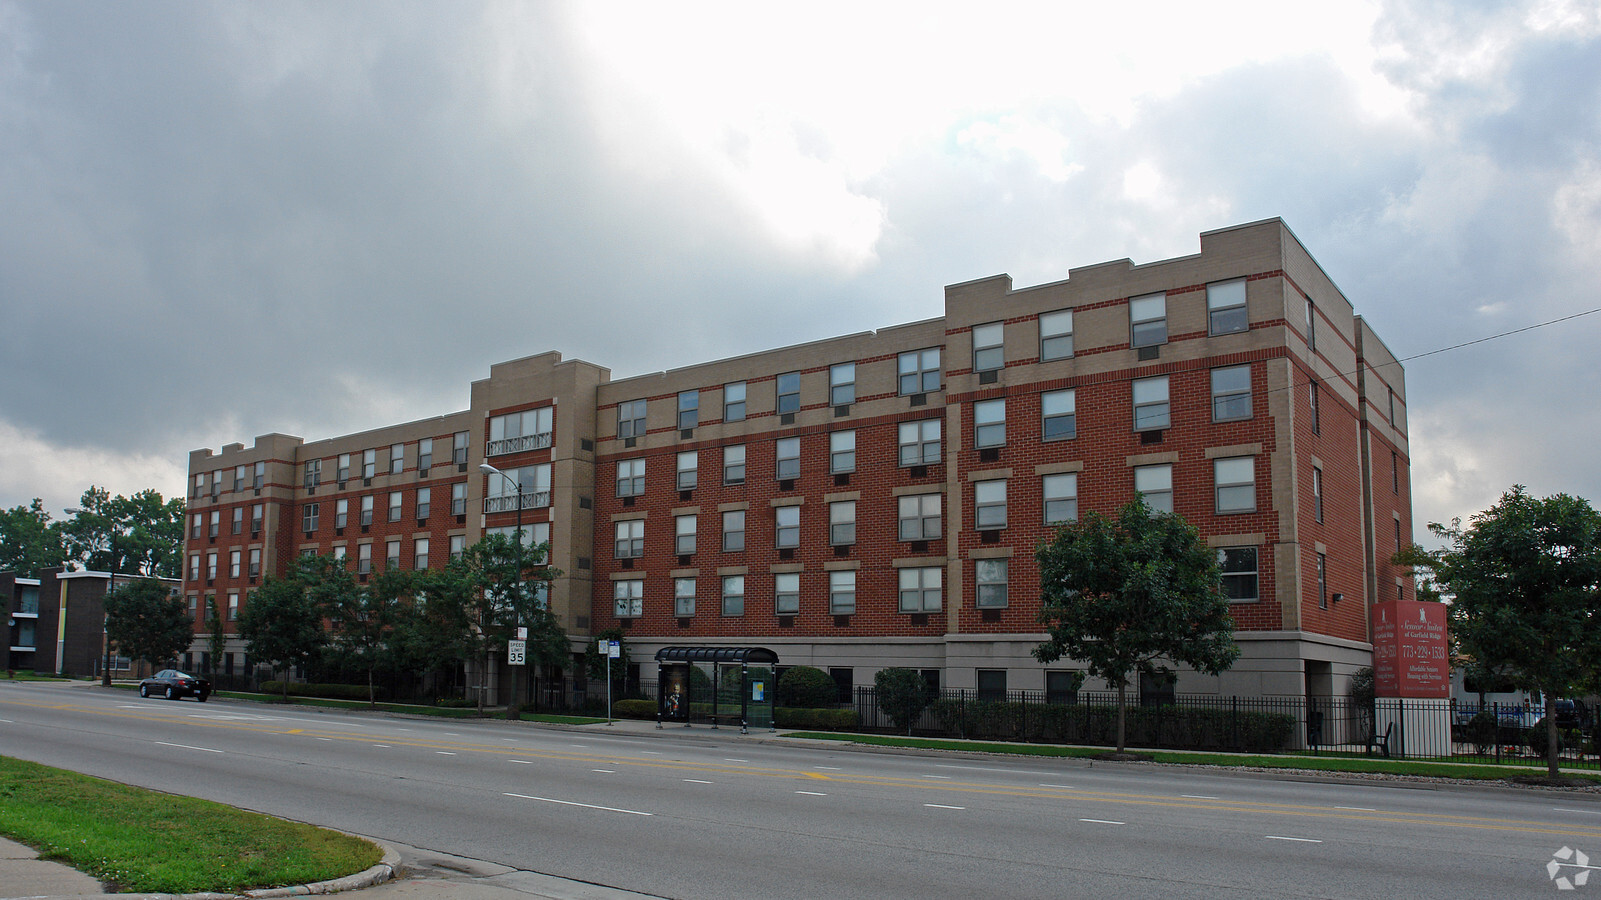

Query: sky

[2,0,1599,543]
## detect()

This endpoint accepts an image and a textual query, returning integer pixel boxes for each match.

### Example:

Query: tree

[104,578,192,670]
[60,487,185,579]
[0,499,66,577]
[238,568,328,701]
[453,535,565,715]
[875,667,933,735]
[321,558,401,707]
[584,627,632,697]
[1033,497,1240,753]
[1400,486,1601,778]
[204,596,226,676]
[394,567,475,698]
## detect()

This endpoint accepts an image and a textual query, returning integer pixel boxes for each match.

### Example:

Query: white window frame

[302,504,319,533]
[1132,375,1170,431]
[972,321,1004,373]
[617,458,646,497]
[1214,457,1256,514]
[829,570,856,614]
[357,543,372,574]
[449,534,466,561]
[724,445,746,484]
[391,443,405,475]
[674,577,696,617]
[898,348,941,395]
[829,501,856,546]
[774,572,800,615]
[898,493,941,541]
[452,483,466,516]
[722,575,745,617]
[975,479,1008,530]
[453,431,469,465]
[389,491,403,522]
[775,506,800,548]
[830,430,856,474]
[899,419,941,466]
[617,399,647,439]
[614,580,644,618]
[675,514,696,555]
[615,520,644,559]
[1039,309,1074,360]
[898,566,942,613]
[830,362,856,406]
[414,538,429,571]
[775,437,800,481]
[1042,389,1076,441]
[385,539,401,571]
[776,371,801,414]
[723,381,746,422]
[975,558,1009,609]
[229,550,240,579]
[1043,472,1078,525]
[1219,547,1259,602]
[362,449,376,479]
[1129,292,1167,347]
[722,510,745,552]
[360,495,374,526]
[1212,365,1252,422]
[1207,279,1248,335]
[678,390,699,430]
[248,548,260,578]
[416,487,431,519]
[974,398,1006,448]
[1134,464,1173,513]
[1313,466,1325,523]
[335,499,348,529]
[677,451,698,491]
[418,438,433,471]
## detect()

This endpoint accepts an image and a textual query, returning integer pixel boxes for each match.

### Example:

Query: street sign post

[602,639,620,725]
[508,639,526,666]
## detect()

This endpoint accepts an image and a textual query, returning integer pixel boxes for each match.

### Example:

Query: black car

[139,669,212,702]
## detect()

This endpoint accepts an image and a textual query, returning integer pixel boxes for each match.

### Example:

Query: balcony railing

[484,491,551,513]
[486,432,553,457]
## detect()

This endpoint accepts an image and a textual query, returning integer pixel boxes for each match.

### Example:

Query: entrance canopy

[654,646,779,665]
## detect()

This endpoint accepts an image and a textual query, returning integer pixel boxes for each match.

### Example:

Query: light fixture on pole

[479,462,526,721]
[65,506,116,687]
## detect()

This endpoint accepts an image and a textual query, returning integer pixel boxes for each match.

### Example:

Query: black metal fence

[853,688,1600,769]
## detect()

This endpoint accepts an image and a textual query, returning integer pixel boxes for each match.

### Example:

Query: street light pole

[65,506,115,687]
[479,463,525,721]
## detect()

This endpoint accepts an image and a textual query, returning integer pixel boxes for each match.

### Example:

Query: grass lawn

[0,756,381,893]
[784,732,1601,784]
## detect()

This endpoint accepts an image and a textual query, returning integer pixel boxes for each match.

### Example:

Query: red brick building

[181,218,1411,701]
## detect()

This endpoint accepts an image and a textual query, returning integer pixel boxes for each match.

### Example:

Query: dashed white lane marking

[642,751,661,755]
[316,737,333,741]
[1039,783,1075,789]
[155,741,223,753]
[921,774,952,779]
[1079,819,1124,825]
[724,758,748,762]
[510,760,532,764]
[436,751,456,756]
[1182,794,1219,800]
[1554,808,1601,815]
[795,791,827,796]
[683,779,714,784]
[592,769,615,774]
[372,744,391,748]
[1333,806,1375,811]
[504,793,652,816]
[925,804,965,810]
[1266,836,1322,843]
[815,766,842,770]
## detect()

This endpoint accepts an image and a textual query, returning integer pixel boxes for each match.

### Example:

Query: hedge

[258,681,389,702]
[608,699,856,730]
[923,699,1296,753]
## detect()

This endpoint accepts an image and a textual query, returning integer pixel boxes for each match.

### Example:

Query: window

[302,504,319,533]
[357,543,372,574]
[1389,389,1398,426]
[1395,517,1404,552]
[1308,381,1320,434]
[776,371,801,414]
[333,545,347,565]
[391,443,405,475]
[1039,309,1074,360]
[416,487,431,519]
[975,480,1008,529]
[418,439,432,471]
[674,578,696,617]
[976,558,1008,608]
[337,454,350,483]
[1043,473,1079,524]
[829,570,856,614]
[1207,279,1248,335]
[775,572,800,615]
[360,496,374,526]
[248,548,260,578]
[972,321,1004,373]
[974,398,1006,448]
[227,593,239,622]
[722,510,745,552]
[1306,297,1316,353]
[775,437,800,480]
[251,504,263,533]
[724,382,746,421]
[486,522,550,553]
[453,431,469,465]
[724,445,746,484]
[1046,671,1081,705]
[615,520,644,559]
[830,431,856,473]
[977,669,1007,702]
[389,491,403,522]
[1392,451,1399,494]
[775,506,800,548]
[899,419,941,466]
[414,538,429,571]
[362,449,376,480]
[617,459,646,497]
[485,464,551,509]
[305,459,321,490]
[830,363,855,406]
[676,451,698,490]
[898,493,941,541]
[614,580,643,618]
[1212,366,1252,422]
[898,348,941,395]
[898,567,941,612]
[194,473,205,498]
[722,575,745,617]
[189,554,200,582]
[1041,389,1076,440]
[211,471,221,498]
[1312,466,1324,523]
[209,511,219,538]
[229,550,241,578]
[207,552,219,580]
[1317,552,1328,609]
[253,461,265,489]
[1129,293,1167,347]
[1132,376,1170,430]
[452,483,466,516]
[675,514,696,555]
[386,539,401,570]
[1215,457,1256,514]
[829,501,855,546]
[234,464,247,491]
[1134,464,1173,513]
[678,391,699,430]
[617,400,647,439]
[450,534,465,561]
[335,499,348,529]
[191,513,202,539]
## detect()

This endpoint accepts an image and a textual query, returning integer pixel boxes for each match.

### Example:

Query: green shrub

[1455,710,1500,754]
[434,697,475,708]
[258,681,388,701]
[922,699,1294,752]
[775,707,858,730]
[1528,717,1566,755]
[875,667,934,734]
[613,699,657,719]
[778,666,839,708]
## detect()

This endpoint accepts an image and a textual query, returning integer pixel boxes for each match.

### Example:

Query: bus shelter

[654,646,779,733]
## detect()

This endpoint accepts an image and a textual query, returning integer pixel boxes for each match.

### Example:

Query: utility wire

[1394,306,1601,364]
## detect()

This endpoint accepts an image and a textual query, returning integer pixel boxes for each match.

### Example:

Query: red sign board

[1371,600,1449,698]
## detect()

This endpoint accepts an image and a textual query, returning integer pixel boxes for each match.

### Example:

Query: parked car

[139,669,212,702]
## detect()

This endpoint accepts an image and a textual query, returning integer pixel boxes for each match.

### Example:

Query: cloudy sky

[2,0,1599,541]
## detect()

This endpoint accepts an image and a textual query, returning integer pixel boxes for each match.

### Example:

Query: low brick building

[180,218,1411,703]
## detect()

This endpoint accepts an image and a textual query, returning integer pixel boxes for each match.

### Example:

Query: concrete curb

[11,841,401,900]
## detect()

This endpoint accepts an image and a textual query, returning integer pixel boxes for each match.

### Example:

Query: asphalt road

[3,680,1599,899]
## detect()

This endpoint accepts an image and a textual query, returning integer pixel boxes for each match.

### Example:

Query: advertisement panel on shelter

[1372,600,1449,698]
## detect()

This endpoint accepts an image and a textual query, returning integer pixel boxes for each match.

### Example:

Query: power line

[1396,306,1601,364]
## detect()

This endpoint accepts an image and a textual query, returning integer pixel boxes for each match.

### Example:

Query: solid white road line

[504,793,652,816]
[154,741,223,753]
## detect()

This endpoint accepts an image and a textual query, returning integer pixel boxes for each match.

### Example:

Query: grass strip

[783,732,1601,784]
[0,755,381,893]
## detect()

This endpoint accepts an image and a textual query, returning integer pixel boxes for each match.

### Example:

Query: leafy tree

[104,578,192,670]
[0,499,66,577]
[204,596,225,675]
[584,627,632,696]
[322,558,403,707]
[453,535,565,716]
[875,667,933,735]
[1033,497,1240,753]
[394,567,475,697]
[777,665,838,708]
[1401,486,1601,778]
[60,487,185,579]
[238,567,328,701]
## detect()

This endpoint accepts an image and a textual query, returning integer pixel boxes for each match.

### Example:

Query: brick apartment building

[180,218,1412,703]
